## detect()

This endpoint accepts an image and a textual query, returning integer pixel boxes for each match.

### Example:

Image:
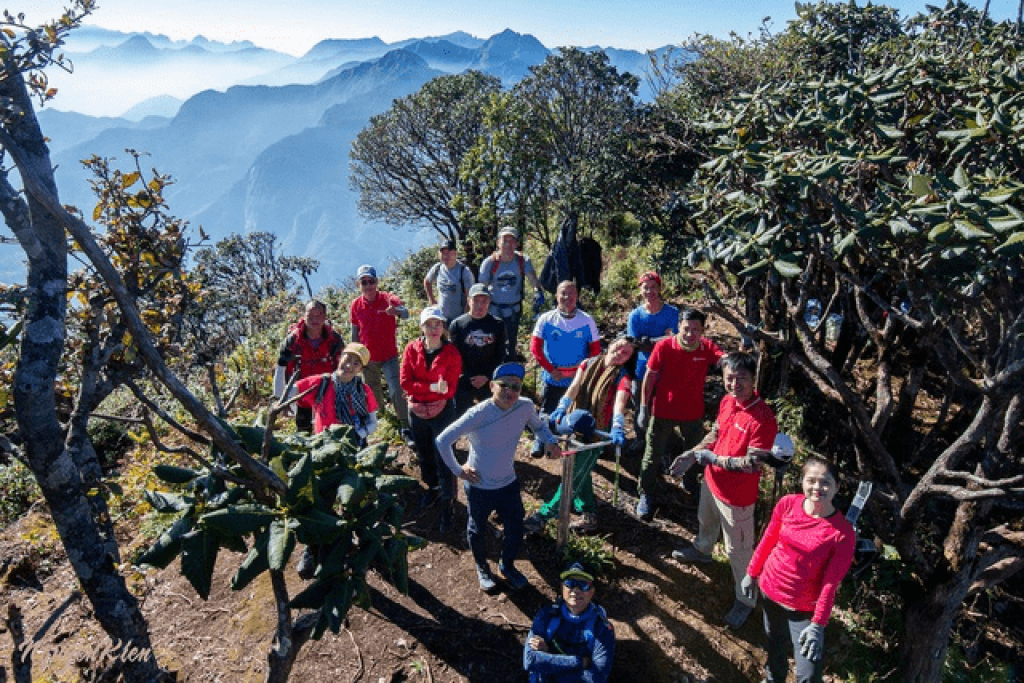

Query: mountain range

[11,26,674,292]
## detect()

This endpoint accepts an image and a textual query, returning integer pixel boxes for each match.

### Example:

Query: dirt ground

[1,319,858,682]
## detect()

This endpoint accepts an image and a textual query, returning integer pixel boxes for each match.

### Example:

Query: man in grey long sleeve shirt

[437,362,561,592]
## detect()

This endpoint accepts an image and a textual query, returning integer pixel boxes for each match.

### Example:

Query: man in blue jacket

[524,561,615,682]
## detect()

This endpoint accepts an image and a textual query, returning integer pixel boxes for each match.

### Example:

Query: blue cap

[559,561,594,582]
[492,363,525,380]
[356,264,377,279]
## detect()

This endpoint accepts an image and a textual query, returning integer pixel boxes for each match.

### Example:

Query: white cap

[419,306,445,325]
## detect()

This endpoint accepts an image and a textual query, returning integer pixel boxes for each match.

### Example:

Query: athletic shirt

[705,392,778,507]
[349,290,404,362]
[748,494,856,626]
[449,313,507,388]
[573,357,632,431]
[531,309,601,388]
[627,303,680,381]
[426,261,474,321]
[435,397,555,490]
[646,336,723,422]
[478,253,536,306]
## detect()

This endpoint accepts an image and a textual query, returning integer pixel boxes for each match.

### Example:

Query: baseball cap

[468,283,491,298]
[419,306,446,325]
[559,561,595,583]
[356,264,377,280]
[439,239,456,251]
[492,362,525,380]
[638,271,661,287]
[497,226,519,241]
[342,342,370,367]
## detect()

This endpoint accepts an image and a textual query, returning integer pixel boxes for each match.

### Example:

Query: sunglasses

[359,279,377,286]
[563,578,593,592]
[495,381,522,391]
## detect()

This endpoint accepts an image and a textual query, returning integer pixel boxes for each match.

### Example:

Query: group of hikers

[272,227,856,683]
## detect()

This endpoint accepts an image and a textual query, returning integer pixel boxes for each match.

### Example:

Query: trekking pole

[554,430,613,550]
[612,444,622,508]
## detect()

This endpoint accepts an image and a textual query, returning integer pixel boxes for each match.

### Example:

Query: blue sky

[14,0,1023,55]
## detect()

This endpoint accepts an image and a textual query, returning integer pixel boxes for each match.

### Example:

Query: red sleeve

[587,340,602,358]
[364,384,378,412]
[616,373,632,395]
[813,525,857,625]
[349,298,359,327]
[389,292,405,307]
[530,335,556,373]
[294,375,320,410]
[748,495,786,578]
[441,345,462,400]
[647,339,665,373]
[399,343,430,397]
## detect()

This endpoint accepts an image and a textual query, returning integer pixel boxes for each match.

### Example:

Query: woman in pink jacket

[742,455,856,683]
[400,306,463,532]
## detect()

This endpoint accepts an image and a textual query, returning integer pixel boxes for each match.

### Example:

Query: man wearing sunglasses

[349,264,412,443]
[436,363,561,592]
[524,561,615,682]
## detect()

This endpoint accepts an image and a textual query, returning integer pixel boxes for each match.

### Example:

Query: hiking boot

[529,445,545,459]
[570,512,598,534]
[671,544,713,564]
[523,513,548,535]
[636,494,653,520]
[477,565,497,592]
[498,561,528,591]
[723,600,754,629]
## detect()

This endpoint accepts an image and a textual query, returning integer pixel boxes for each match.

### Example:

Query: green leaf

[337,471,367,507]
[201,505,277,538]
[180,530,218,600]
[231,530,270,590]
[153,465,202,484]
[137,515,193,569]
[994,231,1024,256]
[737,258,771,278]
[953,220,990,240]
[375,475,419,494]
[144,490,191,513]
[772,260,803,278]
[988,217,1024,234]
[928,222,954,243]
[952,165,971,189]
[355,443,389,471]
[285,455,316,512]
[293,510,347,546]
[267,518,295,571]
[908,174,932,197]
[324,580,356,634]
[834,232,857,256]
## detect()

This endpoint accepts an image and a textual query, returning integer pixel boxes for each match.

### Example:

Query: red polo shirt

[705,393,778,507]
[349,291,403,362]
[647,336,724,422]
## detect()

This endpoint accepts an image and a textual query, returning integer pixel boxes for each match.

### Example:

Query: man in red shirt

[635,307,723,519]
[349,264,411,441]
[273,299,344,432]
[671,351,778,630]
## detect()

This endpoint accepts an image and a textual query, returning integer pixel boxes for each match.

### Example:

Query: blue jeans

[464,480,524,569]
[762,597,824,683]
[409,400,456,502]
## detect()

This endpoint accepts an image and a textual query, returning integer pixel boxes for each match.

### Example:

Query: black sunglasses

[495,381,522,391]
[359,279,377,285]
[563,578,593,592]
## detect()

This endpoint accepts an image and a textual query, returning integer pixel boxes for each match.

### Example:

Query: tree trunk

[2,66,164,683]
[900,572,971,682]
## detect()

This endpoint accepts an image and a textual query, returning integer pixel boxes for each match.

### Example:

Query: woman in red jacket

[742,455,856,683]
[400,306,463,532]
